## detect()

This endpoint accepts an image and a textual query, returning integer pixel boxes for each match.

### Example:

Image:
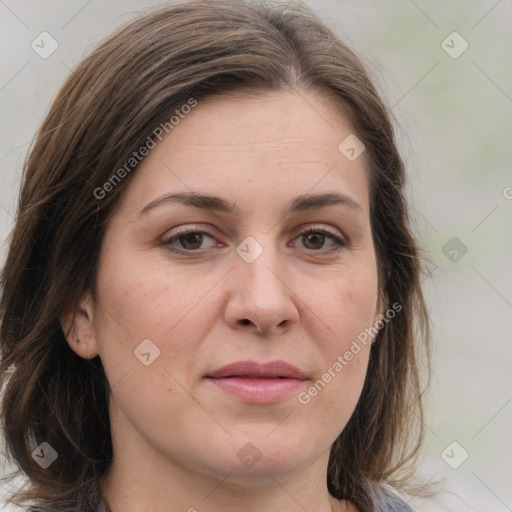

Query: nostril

[240,319,251,326]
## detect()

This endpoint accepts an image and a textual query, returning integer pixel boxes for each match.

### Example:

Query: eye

[163,227,219,252]
[162,225,346,255]
[292,227,345,253]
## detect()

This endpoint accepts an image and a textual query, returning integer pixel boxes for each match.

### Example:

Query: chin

[193,430,323,482]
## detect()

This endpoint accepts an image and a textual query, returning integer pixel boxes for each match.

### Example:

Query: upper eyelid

[297,224,342,237]
[163,224,345,251]
[164,223,344,240]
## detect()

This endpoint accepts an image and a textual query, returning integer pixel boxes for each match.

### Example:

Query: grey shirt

[380,487,415,511]
[28,483,414,512]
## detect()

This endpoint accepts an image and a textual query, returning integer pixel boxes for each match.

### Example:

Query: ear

[60,291,99,359]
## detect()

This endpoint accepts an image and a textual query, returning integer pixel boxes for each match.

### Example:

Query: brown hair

[0,0,431,510]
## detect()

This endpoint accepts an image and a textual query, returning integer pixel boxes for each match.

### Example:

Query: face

[67,90,382,486]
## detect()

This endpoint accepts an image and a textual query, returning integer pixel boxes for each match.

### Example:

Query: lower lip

[206,377,306,403]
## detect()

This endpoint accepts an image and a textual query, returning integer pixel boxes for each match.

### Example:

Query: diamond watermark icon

[31,31,59,59]
[236,442,263,468]
[338,134,365,161]
[442,237,468,263]
[441,441,469,469]
[134,338,161,366]
[441,31,468,59]
[31,442,58,469]
[236,236,263,263]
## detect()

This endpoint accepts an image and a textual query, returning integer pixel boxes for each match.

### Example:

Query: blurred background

[1,1,511,511]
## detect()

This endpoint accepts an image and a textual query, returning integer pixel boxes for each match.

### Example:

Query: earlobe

[60,291,99,360]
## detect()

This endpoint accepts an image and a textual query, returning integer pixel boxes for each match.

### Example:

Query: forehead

[116,89,370,217]
[173,89,357,155]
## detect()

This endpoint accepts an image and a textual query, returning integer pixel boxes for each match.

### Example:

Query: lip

[205,360,308,403]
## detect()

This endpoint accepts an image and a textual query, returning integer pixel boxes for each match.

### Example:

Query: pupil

[181,233,203,250]
[304,233,324,249]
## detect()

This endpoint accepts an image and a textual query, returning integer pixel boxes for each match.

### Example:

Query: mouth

[204,360,308,403]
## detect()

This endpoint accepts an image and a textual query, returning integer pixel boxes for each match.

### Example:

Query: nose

[224,243,299,336]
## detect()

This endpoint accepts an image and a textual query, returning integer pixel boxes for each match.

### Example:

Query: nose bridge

[237,235,288,299]
[225,233,298,334]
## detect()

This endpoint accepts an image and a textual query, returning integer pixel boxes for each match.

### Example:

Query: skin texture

[62,90,383,512]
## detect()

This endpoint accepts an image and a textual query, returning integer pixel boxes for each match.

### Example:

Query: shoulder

[378,486,415,512]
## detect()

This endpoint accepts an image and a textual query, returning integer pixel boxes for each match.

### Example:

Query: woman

[0,1,431,511]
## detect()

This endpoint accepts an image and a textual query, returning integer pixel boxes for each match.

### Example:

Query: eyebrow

[136,191,363,218]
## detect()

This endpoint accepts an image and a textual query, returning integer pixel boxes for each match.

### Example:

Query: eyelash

[162,225,346,255]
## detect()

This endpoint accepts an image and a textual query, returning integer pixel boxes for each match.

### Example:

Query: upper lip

[206,360,307,380]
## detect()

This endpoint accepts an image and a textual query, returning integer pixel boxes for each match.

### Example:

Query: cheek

[91,248,222,435]
[92,239,223,385]
[97,225,223,327]
[296,259,378,418]
[305,259,379,349]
